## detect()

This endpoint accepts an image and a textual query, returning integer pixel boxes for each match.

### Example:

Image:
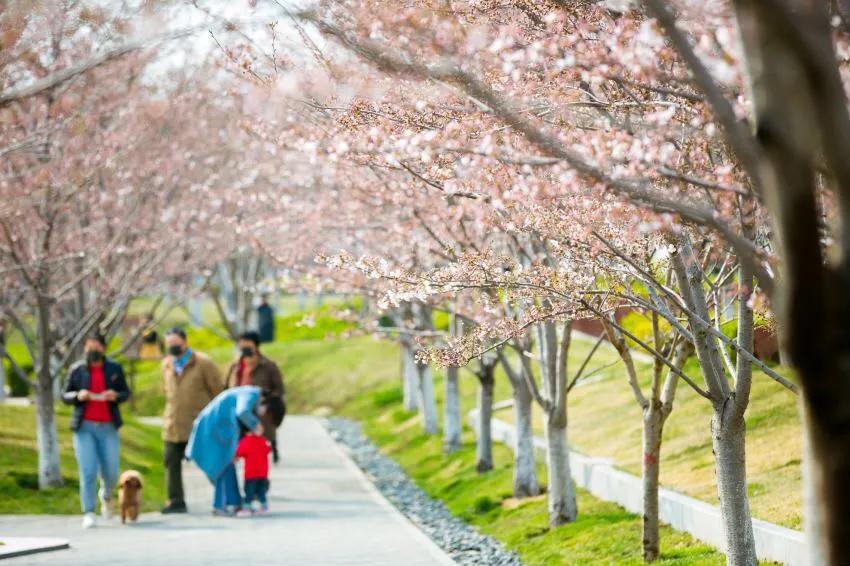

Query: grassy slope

[490,336,802,529]
[127,334,400,417]
[566,338,802,530]
[126,303,389,416]
[0,405,164,514]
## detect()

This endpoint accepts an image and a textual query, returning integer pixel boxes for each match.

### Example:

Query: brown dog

[118,470,143,524]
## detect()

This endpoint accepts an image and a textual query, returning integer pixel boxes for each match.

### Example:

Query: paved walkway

[0,416,455,565]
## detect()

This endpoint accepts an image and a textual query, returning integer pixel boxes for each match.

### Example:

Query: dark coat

[225,355,284,442]
[257,304,275,343]
[61,358,131,431]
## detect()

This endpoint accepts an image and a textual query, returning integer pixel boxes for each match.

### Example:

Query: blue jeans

[244,479,268,505]
[72,421,120,514]
[213,464,242,511]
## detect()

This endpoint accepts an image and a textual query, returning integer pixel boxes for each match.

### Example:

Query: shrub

[372,387,403,408]
[6,362,31,397]
[473,495,498,514]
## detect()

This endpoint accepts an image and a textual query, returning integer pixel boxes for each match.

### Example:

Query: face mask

[86,351,104,364]
[168,345,184,357]
[240,347,255,359]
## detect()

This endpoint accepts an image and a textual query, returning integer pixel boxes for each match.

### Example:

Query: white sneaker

[82,513,96,529]
[100,499,112,521]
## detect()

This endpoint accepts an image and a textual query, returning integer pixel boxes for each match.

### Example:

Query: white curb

[468,410,806,565]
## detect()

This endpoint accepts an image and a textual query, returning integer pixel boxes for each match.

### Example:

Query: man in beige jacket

[160,327,224,513]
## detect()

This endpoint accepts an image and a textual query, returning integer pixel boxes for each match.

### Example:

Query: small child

[235,424,272,516]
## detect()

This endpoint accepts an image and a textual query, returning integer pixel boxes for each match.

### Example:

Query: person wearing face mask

[160,327,224,514]
[62,332,131,529]
[225,331,285,463]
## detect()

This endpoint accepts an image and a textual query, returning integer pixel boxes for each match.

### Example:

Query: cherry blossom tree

[192,0,850,561]
[0,2,258,488]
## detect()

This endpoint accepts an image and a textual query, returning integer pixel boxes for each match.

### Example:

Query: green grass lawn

[0,404,164,514]
[0,301,802,543]
[126,293,350,329]
[488,335,803,529]
[123,301,385,417]
[127,334,399,417]
[341,383,723,565]
[0,301,372,515]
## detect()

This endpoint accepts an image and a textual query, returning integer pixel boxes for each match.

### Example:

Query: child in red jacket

[235,424,272,516]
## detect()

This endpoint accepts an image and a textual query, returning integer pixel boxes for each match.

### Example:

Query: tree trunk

[188,297,203,326]
[545,413,577,526]
[416,361,438,435]
[727,5,849,561]
[35,381,62,488]
[642,405,664,562]
[712,407,757,566]
[476,374,494,473]
[0,361,6,402]
[35,296,62,489]
[801,404,827,566]
[0,335,6,402]
[402,344,418,412]
[512,376,540,497]
[443,366,462,452]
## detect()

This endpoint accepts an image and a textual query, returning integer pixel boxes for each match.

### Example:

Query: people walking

[62,333,131,528]
[185,386,263,516]
[225,331,286,463]
[160,327,224,514]
[257,295,276,344]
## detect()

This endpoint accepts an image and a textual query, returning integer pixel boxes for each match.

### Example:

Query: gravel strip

[324,417,523,566]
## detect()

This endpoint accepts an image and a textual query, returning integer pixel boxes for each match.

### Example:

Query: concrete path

[0,416,455,565]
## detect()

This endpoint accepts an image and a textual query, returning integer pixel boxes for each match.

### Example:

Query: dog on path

[118,470,143,524]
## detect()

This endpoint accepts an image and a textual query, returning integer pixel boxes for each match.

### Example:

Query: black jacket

[61,357,131,431]
[257,303,275,343]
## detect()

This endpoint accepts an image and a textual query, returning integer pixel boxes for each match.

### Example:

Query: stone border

[469,410,806,566]
[324,417,523,566]
[0,537,69,561]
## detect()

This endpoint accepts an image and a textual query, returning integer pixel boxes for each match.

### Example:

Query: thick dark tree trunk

[801,387,850,565]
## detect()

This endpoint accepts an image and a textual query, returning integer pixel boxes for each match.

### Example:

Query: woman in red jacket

[62,332,131,528]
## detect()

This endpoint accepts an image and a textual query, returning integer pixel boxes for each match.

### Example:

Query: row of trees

[5,0,850,564]
[0,2,277,488]
[210,1,850,564]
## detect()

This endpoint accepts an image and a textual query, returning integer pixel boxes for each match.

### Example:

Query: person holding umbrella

[185,386,263,516]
